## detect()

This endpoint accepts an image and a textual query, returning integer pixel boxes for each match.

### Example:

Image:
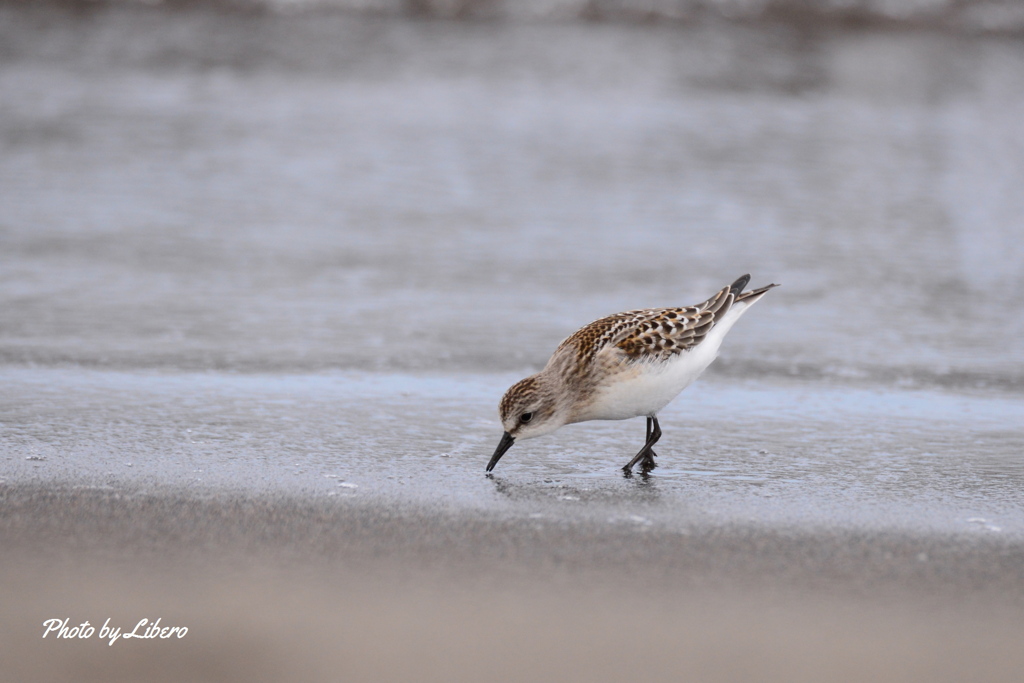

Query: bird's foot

[624,448,658,476]
[640,450,658,473]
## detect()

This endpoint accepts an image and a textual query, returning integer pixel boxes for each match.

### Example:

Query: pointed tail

[733,275,780,305]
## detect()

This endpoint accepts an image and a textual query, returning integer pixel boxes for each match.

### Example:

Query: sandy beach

[4,483,1024,682]
[2,2,1024,680]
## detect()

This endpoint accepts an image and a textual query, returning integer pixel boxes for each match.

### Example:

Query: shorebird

[487,274,778,474]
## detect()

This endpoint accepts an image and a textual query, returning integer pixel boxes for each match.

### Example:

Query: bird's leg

[623,416,662,473]
[640,416,662,472]
[641,417,659,469]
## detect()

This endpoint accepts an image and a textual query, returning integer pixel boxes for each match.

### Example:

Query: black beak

[486,431,515,472]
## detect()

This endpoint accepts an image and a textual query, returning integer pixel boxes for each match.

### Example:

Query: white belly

[572,300,754,422]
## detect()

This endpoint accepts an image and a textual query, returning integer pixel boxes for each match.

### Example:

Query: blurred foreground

[4,485,1024,683]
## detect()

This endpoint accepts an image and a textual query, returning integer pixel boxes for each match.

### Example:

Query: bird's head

[486,374,566,472]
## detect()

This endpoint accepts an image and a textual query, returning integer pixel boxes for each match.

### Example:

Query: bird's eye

[520,412,534,423]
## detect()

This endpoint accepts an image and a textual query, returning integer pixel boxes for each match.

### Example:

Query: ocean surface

[2,1,1023,537]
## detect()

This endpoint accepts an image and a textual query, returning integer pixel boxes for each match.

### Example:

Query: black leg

[641,417,658,469]
[623,416,662,473]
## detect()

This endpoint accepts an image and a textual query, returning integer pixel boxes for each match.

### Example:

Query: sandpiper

[487,274,778,474]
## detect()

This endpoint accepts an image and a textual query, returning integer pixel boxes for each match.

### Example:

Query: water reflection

[487,472,663,508]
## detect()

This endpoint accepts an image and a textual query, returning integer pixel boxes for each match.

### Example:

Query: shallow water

[1,5,1023,537]
[3,366,1022,537]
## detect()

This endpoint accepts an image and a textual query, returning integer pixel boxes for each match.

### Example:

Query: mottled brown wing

[557,285,736,368]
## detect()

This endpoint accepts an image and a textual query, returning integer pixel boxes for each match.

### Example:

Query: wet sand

[4,483,1024,683]
[4,366,1022,680]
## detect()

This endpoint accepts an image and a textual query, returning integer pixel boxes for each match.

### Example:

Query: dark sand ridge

[3,484,1024,682]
